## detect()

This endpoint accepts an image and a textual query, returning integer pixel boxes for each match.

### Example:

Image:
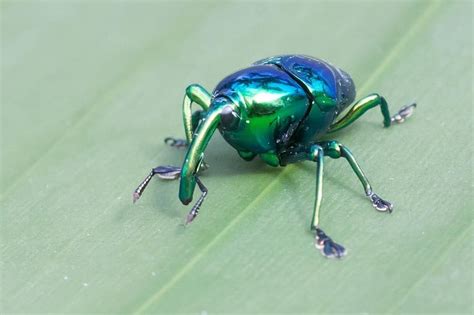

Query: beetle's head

[336,69,356,113]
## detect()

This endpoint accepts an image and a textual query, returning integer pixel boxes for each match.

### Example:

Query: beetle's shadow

[128,136,372,231]
[114,179,183,221]
[195,137,283,178]
[205,140,366,199]
[281,162,368,225]
[203,144,370,228]
[294,162,366,199]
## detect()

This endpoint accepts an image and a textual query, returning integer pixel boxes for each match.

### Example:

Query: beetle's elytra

[133,55,416,259]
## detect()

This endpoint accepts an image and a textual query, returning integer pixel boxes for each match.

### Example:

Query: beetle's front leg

[132,165,209,224]
[165,84,212,149]
[132,165,181,203]
[185,177,208,225]
[164,137,188,149]
[165,110,207,149]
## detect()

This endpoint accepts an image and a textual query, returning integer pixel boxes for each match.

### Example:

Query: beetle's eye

[220,105,240,130]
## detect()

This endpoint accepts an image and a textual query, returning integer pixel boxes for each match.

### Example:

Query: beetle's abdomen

[254,55,356,113]
[254,55,356,142]
[213,65,309,153]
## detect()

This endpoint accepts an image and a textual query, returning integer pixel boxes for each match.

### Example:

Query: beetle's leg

[307,144,347,259]
[165,84,212,148]
[185,177,208,225]
[132,165,181,203]
[164,137,188,149]
[279,145,346,259]
[132,165,209,222]
[327,94,416,133]
[319,140,393,213]
[183,84,212,142]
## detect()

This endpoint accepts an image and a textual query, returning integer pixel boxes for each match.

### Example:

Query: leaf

[1,0,472,313]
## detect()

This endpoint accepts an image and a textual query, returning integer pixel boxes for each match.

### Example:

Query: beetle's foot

[164,137,188,148]
[132,165,182,203]
[153,165,181,180]
[132,191,142,203]
[133,171,155,203]
[185,207,199,225]
[184,178,207,225]
[391,102,416,124]
[315,228,346,259]
[368,191,393,213]
[184,196,202,226]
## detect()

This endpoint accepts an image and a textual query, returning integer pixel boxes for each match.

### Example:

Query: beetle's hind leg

[328,94,416,133]
[165,84,212,148]
[319,140,393,212]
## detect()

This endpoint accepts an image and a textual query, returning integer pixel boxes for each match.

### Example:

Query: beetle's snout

[181,197,192,205]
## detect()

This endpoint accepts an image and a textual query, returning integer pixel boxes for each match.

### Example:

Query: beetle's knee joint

[308,145,323,161]
[325,141,342,159]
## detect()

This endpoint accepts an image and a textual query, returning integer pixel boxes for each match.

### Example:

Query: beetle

[133,55,416,258]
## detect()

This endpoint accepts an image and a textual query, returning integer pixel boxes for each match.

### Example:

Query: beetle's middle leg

[319,140,393,213]
[280,144,346,259]
[165,84,212,148]
[327,94,416,133]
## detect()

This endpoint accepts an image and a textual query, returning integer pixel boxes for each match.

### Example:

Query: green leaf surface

[1,0,472,313]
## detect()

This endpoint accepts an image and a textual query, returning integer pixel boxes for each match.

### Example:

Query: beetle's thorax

[211,65,309,154]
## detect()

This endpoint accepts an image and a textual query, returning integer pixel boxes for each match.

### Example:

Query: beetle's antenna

[132,166,181,203]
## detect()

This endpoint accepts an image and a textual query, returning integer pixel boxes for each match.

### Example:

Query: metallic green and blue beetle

[133,55,416,259]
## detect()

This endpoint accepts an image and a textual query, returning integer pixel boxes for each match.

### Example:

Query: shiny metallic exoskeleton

[133,55,416,259]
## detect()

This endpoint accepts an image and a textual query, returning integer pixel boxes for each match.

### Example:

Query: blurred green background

[1,0,472,313]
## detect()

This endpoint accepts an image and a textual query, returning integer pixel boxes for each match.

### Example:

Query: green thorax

[213,65,309,154]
